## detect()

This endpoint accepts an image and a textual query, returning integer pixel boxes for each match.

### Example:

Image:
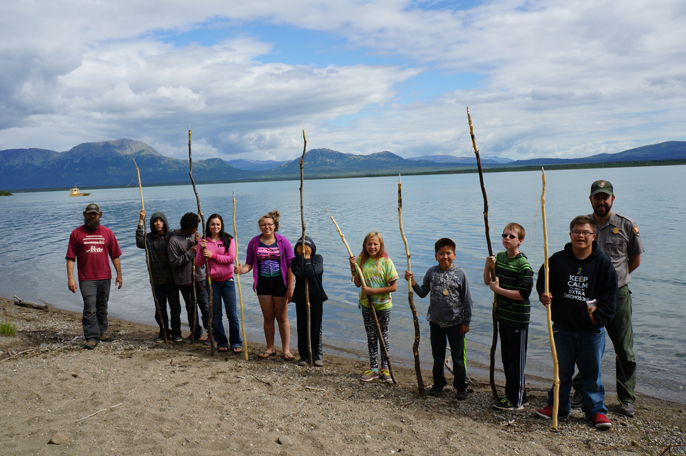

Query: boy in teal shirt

[483,223,534,410]
[405,238,472,399]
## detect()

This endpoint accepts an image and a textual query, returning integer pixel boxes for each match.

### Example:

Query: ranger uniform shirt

[591,211,645,288]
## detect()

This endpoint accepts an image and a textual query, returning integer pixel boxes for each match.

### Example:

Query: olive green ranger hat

[590,180,613,196]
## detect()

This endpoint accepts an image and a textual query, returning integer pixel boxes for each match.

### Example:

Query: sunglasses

[501,234,517,240]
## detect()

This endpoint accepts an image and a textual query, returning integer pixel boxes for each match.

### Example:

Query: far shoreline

[5,159,686,193]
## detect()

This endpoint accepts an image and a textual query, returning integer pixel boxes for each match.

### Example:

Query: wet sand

[1,297,684,455]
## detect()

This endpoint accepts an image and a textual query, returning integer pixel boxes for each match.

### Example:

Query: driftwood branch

[300,126,313,367]
[232,191,249,361]
[133,159,166,343]
[397,175,425,396]
[325,207,397,384]
[12,296,48,311]
[188,128,214,354]
[541,168,560,431]
[467,107,499,400]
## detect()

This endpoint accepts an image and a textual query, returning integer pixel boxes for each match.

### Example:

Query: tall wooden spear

[325,207,397,384]
[232,191,249,360]
[466,107,499,400]
[398,174,425,395]
[133,158,167,344]
[188,127,215,354]
[541,168,560,430]
[299,125,313,367]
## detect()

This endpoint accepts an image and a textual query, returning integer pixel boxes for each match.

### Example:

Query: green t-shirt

[356,256,399,310]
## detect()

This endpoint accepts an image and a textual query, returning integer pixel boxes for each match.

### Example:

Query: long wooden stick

[466,107,499,400]
[188,127,215,354]
[232,191,249,360]
[299,126,313,367]
[398,175,425,395]
[541,168,560,430]
[325,207,397,384]
[133,158,167,344]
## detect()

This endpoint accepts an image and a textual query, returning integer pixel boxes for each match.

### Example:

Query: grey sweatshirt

[167,229,205,285]
[412,264,472,327]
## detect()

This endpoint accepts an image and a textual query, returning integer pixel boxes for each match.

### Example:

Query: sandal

[232,347,243,354]
[218,346,229,353]
[283,352,294,361]
[258,350,276,358]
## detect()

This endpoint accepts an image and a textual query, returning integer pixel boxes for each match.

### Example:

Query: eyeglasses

[571,230,595,237]
[260,223,275,228]
[501,234,517,240]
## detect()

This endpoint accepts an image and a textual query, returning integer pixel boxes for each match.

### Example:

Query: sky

[1,0,684,162]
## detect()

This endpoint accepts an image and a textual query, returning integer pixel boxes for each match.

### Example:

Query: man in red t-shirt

[66,203,123,349]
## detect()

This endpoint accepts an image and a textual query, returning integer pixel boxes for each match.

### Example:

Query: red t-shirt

[65,225,122,281]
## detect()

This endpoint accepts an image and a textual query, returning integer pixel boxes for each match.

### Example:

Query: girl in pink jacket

[196,213,242,353]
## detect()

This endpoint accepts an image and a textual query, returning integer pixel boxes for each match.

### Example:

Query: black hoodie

[291,236,328,305]
[536,241,618,332]
[135,211,174,285]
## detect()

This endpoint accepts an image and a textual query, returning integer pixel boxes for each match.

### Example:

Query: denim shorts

[256,278,287,297]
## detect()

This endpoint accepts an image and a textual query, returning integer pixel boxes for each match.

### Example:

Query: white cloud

[0,0,684,160]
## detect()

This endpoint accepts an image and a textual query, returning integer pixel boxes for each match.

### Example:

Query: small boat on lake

[69,187,91,197]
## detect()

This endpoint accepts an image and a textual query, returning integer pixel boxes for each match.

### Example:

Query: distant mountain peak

[67,138,162,156]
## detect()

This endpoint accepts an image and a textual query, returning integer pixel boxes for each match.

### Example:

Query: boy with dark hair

[405,238,472,399]
[168,212,210,344]
[535,215,618,429]
[483,222,534,411]
[136,209,182,342]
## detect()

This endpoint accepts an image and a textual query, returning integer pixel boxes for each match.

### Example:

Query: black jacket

[536,241,617,332]
[291,236,328,305]
[135,211,174,285]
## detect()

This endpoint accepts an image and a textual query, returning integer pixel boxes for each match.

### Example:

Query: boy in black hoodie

[535,215,618,429]
[136,210,182,342]
[291,236,328,367]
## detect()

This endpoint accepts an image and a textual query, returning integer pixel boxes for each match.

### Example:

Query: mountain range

[1,139,685,191]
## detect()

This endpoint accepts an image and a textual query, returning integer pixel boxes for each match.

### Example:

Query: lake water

[1,165,684,403]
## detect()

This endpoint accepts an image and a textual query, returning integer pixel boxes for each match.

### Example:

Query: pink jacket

[195,235,236,282]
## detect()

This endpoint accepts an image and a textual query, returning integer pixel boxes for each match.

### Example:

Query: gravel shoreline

[1,297,684,455]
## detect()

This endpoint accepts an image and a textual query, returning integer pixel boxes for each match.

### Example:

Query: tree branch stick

[133,159,167,344]
[300,126,313,367]
[398,174,425,395]
[188,128,214,354]
[467,107,499,400]
[542,168,560,431]
[233,191,249,360]
[325,207,397,384]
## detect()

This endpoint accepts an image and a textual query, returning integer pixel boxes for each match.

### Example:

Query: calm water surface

[1,165,684,403]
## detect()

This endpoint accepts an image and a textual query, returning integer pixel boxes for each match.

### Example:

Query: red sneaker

[590,413,611,429]
[535,405,553,419]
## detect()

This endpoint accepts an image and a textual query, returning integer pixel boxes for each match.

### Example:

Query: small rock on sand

[277,435,293,445]
[48,432,69,445]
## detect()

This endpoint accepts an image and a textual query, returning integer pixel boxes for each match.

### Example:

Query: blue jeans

[212,278,242,349]
[548,324,607,418]
[79,279,110,342]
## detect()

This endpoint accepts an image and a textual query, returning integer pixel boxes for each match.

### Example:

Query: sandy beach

[1,297,684,455]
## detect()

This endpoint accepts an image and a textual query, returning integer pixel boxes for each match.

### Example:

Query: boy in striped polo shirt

[483,223,534,411]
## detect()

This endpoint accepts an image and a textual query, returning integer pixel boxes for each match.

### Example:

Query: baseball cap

[590,180,613,196]
[84,203,101,213]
